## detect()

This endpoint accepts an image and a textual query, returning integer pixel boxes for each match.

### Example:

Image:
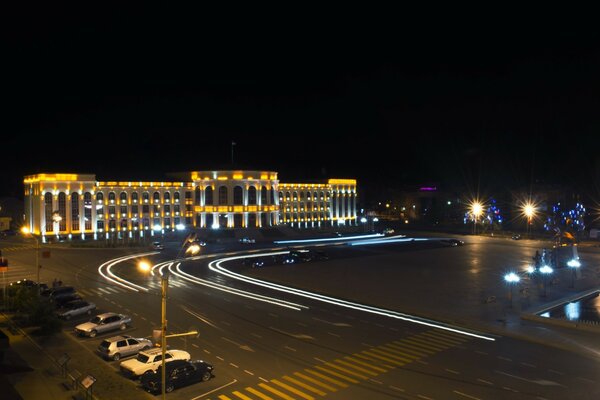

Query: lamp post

[539,265,553,297]
[567,259,581,288]
[523,202,536,239]
[21,227,41,294]
[471,202,483,235]
[138,260,197,400]
[504,272,521,308]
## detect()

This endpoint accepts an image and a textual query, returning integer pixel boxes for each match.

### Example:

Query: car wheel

[143,370,153,377]
[201,371,211,382]
[89,330,97,338]
[119,323,126,330]
[112,353,121,361]
[165,384,175,393]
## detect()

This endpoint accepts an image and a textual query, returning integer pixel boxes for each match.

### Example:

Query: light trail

[207,251,496,341]
[273,233,384,244]
[97,252,158,292]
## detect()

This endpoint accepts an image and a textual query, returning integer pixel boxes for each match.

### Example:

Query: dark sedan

[141,359,213,393]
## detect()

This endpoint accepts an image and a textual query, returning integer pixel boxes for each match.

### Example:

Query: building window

[270,189,275,205]
[248,186,257,205]
[164,218,171,228]
[97,220,104,231]
[205,186,213,205]
[131,192,139,203]
[279,191,283,202]
[300,191,304,200]
[142,204,149,214]
[293,191,298,201]
[153,192,160,203]
[120,191,127,204]
[164,205,171,215]
[44,192,53,232]
[174,217,180,226]
[121,219,127,230]
[84,192,92,230]
[58,192,66,231]
[108,192,116,203]
[71,193,79,231]
[174,204,180,215]
[120,206,127,217]
[109,206,115,216]
[153,205,160,216]
[96,192,104,202]
[132,205,138,214]
[109,219,116,231]
[185,191,192,200]
[143,192,149,203]
[218,186,228,205]
[164,192,171,203]
[174,192,180,203]
[194,187,201,206]
[143,218,149,229]
[233,186,243,205]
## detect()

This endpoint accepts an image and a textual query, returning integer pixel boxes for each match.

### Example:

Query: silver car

[56,300,96,320]
[75,312,132,338]
[97,335,153,361]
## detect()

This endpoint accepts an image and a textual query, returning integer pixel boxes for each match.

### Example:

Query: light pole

[138,260,197,400]
[522,202,536,239]
[504,272,521,308]
[471,202,483,235]
[539,265,553,297]
[567,259,581,288]
[21,227,41,293]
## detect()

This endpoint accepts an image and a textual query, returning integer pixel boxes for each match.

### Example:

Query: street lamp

[21,227,41,293]
[138,260,197,400]
[539,265,553,297]
[567,258,581,288]
[522,202,536,238]
[504,272,521,308]
[471,201,483,235]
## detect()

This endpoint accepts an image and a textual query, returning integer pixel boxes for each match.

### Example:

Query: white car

[56,300,96,320]
[119,347,191,378]
[75,312,132,337]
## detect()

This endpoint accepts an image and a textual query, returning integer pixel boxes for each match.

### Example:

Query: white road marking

[192,343,199,348]
[314,357,327,363]
[328,332,340,337]
[251,333,262,338]
[475,351,488,356]
[453,391,481,400]
[369,378,383,384]
[417,395,433,400]
[445,368,460,375]
[495,370,565,387]
[244,370,254,376]
[477,378,493,385]
[284,346,297,352]
[312,317,352,327]
[216,356,224,361]
[497,356,512,362]
[230,363,239,368]
[548,369,564,375]
[521,362,536,368]
[576,376,595,384]
[390,386,405,392]
[503,386,519,392]
[268,313,279,318]
[259,377,269,383]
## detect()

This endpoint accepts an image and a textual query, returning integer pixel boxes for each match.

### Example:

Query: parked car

[151,241,164,250]
[75,312,132,338]
[56,300,96,320]
[141,359,214,393]
[52,293,83,308]
[120,347,191,378]
[97,335,153,361]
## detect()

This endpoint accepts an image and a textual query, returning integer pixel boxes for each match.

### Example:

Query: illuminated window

[44,193,53,232]
[120,206,127,217]
[132,205,138,214]
[164,192,171,203]
[164,218,171,228]
[121,219,127,230]
[233,186,243,205]
[248,186,257,205]
[108,192,116,203]
[153,192,160,203]
[58,192,66,231]
[142,192,149,203]
[96,192,104,203]
[71,193,79,231]
[174,192,180,203]
[293,191,298,201]
[131,192,138,203]
[142,218,149,229]
[109,219,116,230]
[164,205,171,215]
[97,220,104,231]
[120,191,127,204]
[174,204,180,215]
[84,192,92,230]
[153,205,160,216]
[218,186,228,205]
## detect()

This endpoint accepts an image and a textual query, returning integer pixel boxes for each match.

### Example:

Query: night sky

[4,13,600,204]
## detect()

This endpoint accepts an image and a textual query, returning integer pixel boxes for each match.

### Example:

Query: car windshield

[89,316,102,324]
[137,354,150,363]
[99,341,110,349]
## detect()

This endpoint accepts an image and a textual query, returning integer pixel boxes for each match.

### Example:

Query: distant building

[23,172,357,240]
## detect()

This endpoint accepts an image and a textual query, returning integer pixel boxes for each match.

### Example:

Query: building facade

[23,172,357,240]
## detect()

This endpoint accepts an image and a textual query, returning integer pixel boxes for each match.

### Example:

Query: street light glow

[504,272,521,283]
[523,203,536,219]
[472,202,483,218]
[21,226,31,234]
[540,265,553,274]
[138,260,152,272]
[567,259,581,268]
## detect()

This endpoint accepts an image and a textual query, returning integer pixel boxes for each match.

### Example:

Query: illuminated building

[23,172,357,240]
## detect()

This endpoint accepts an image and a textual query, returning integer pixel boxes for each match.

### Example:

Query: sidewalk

[0,313,151,400]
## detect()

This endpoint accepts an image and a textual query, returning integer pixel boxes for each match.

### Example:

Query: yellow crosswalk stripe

[305,368,349,387]
[369,348,413,363]
[323,362,367,379]
[314,365,360,383]
[379,344,420,359]
[219,395,233,400]
[397,339,436,354]
[258,383,296,400]
[246,387,274,400]
[283,375,326,396]
[294,372,338,392]
[422,331,465,345]
[344,356,387,373]
[407,336,448,350]
[353,353,394,369]
[232,391,253,400]
[362,350,404,365]
[386,342,427,357]
[418,333,460,347]
[334,359,378,376]
[271,379,315,400]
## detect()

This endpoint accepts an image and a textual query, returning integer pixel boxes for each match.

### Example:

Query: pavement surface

[1,232,599,399]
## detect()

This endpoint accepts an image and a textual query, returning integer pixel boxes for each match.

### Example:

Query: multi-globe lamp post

[504,272,521,308]
[567,258,581,288]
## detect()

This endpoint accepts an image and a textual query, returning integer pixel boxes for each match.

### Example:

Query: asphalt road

[2,234,600,399]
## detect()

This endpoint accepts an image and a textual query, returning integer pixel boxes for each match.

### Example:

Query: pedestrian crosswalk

[214,329,470,400]
[77,279,190,297]
[0,244,38,253]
